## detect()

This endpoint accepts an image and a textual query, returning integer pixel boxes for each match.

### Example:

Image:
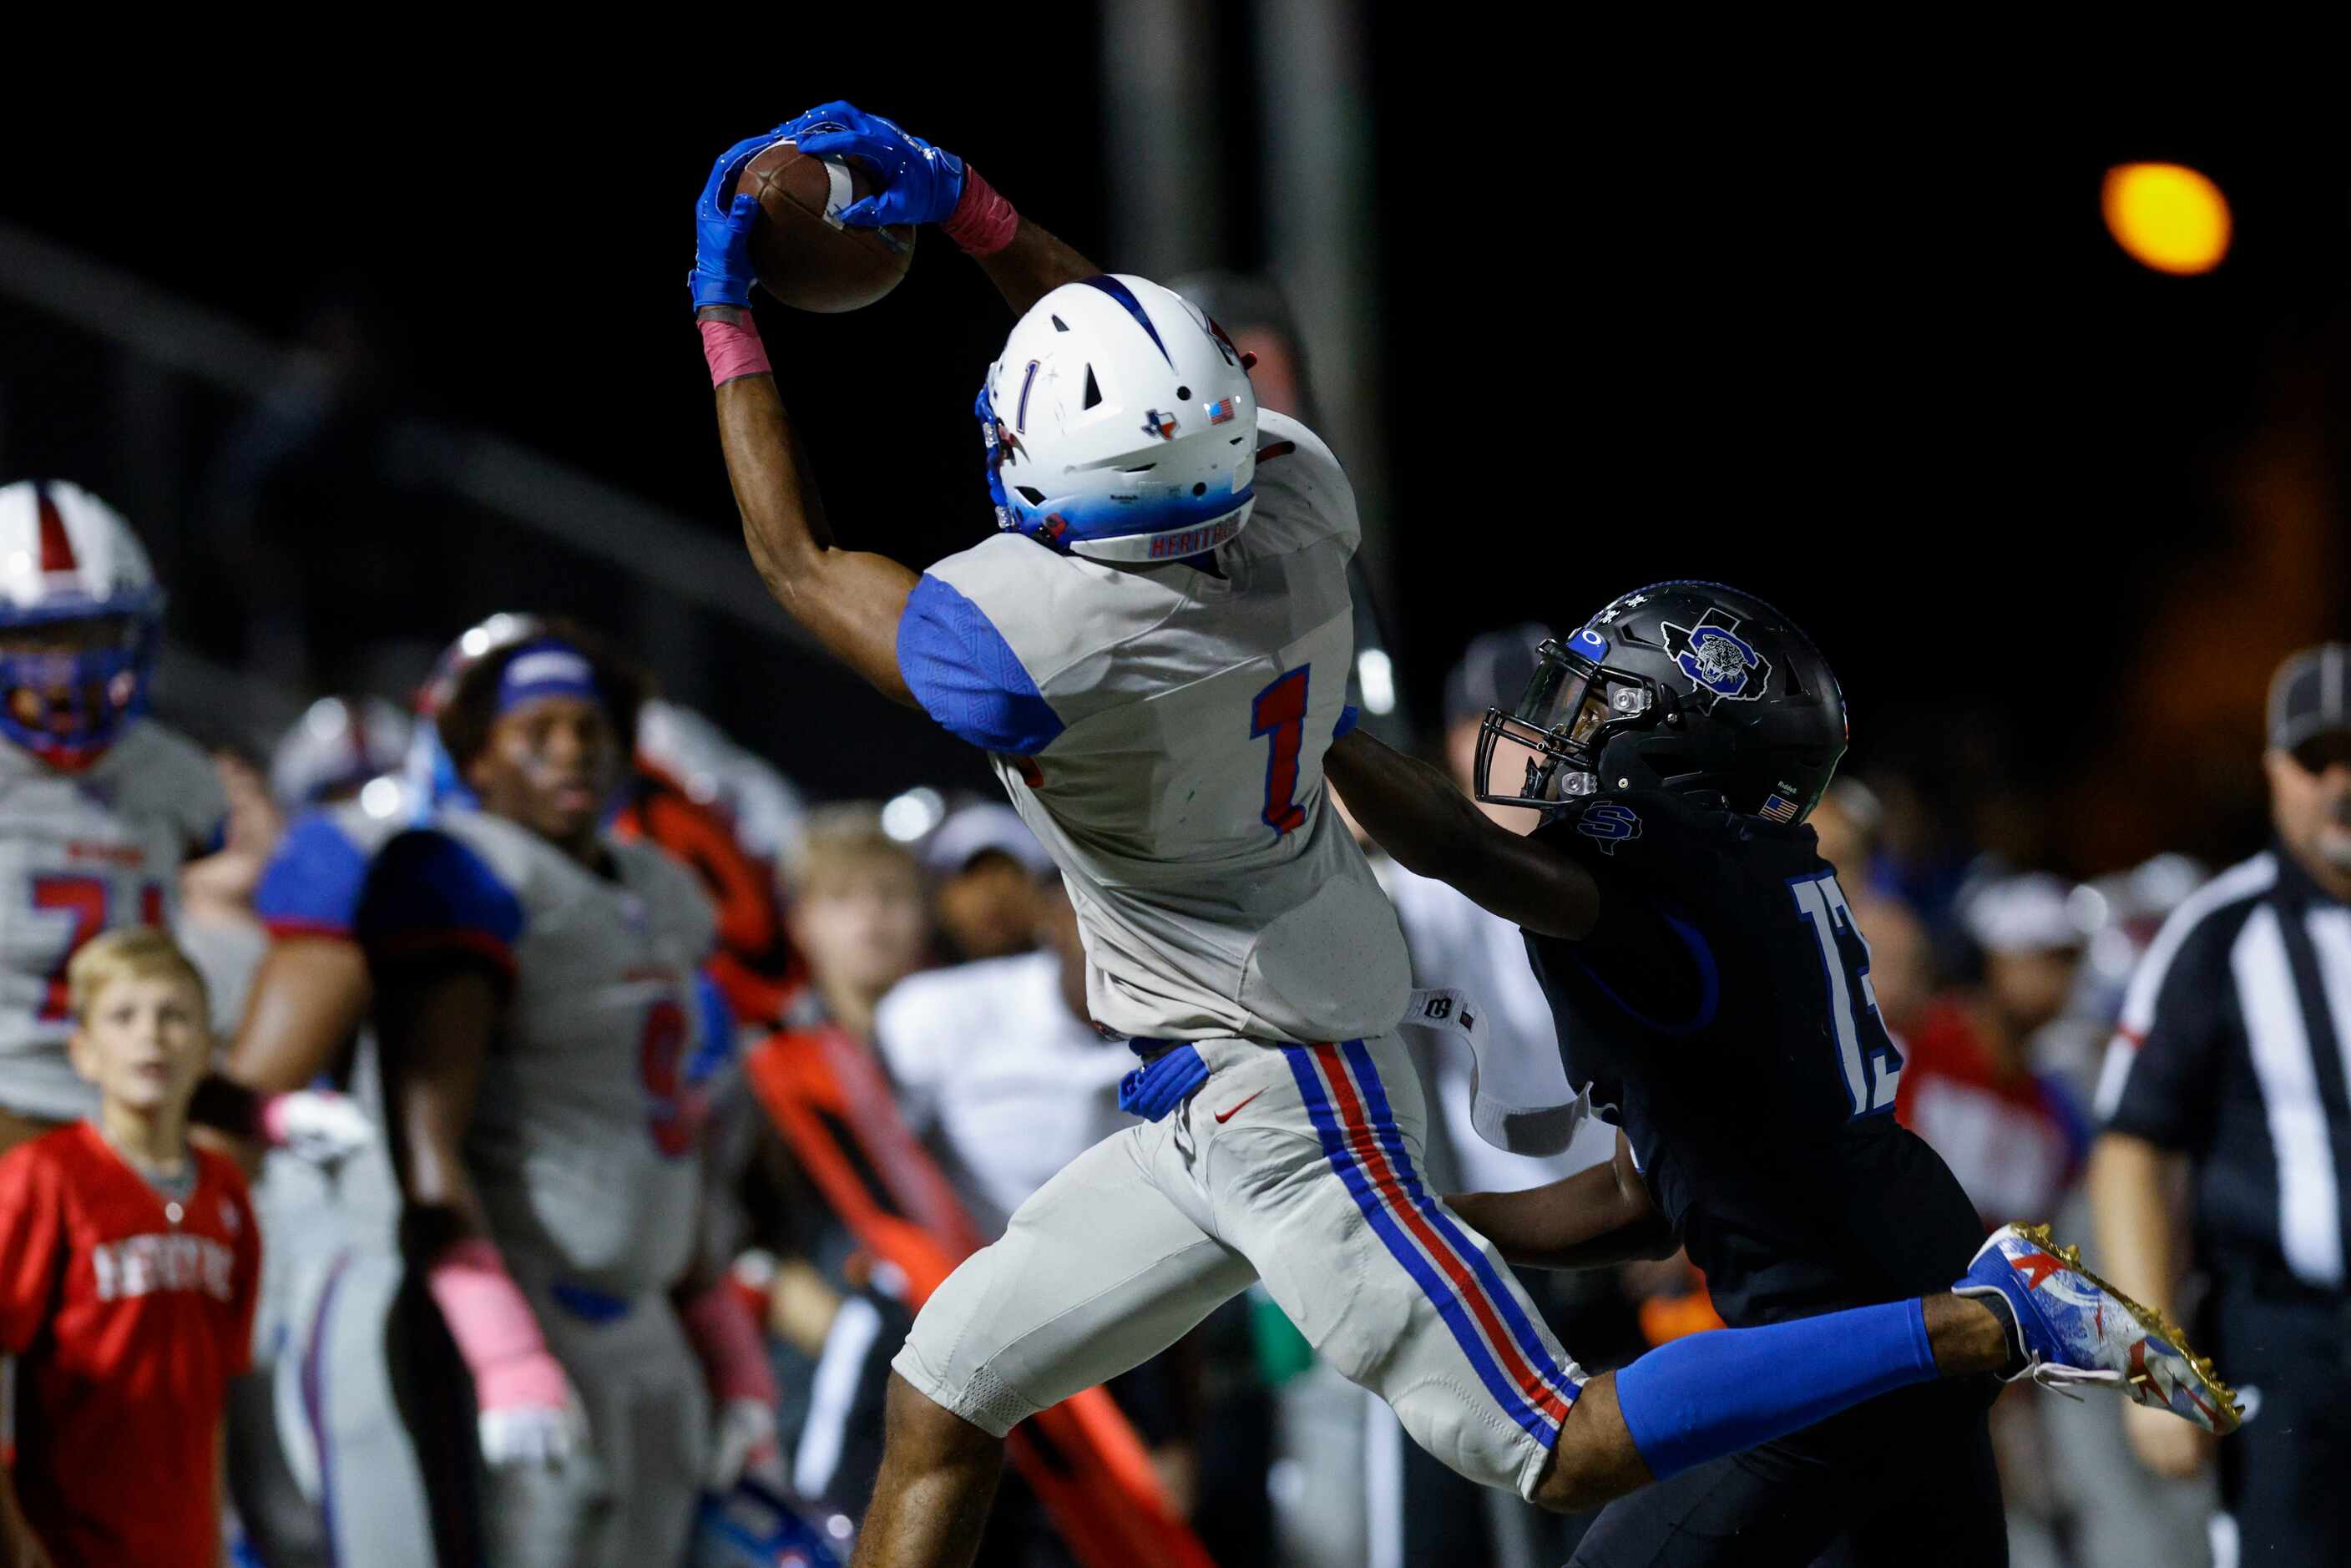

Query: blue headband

[495,639,604,716]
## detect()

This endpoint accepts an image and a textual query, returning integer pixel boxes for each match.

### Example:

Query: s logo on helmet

[1661,609,1772,706]
[1575,803,1643,856]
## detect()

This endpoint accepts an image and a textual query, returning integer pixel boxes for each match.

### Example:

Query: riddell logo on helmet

[1146,517,1242,559]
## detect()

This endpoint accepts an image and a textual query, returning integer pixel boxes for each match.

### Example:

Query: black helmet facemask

[1471,584,1848,823]
[1474,628,1679,812]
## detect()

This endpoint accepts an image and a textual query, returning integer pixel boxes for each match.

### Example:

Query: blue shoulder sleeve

[895,574,1065,756]
[355,829,525,974]
[253,811,372,939]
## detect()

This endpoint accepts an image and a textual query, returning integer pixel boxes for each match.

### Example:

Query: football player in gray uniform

[690,104,2206,1568]
[0,481,225,1153]
[361,625,776,1567]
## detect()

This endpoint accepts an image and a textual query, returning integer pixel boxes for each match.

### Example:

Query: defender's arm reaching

[1446,1132,1676,1270]
[1325,726,1602,939]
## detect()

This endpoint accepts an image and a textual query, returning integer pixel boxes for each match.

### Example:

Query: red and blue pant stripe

[1284,1039,1580,1447]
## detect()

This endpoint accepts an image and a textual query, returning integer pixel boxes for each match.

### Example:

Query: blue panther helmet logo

[1659,609,1771,706]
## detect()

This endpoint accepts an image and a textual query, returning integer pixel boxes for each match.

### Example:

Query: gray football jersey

[904,410,1408,1044]
[0,721,226,1120]
[397,809,718,1295]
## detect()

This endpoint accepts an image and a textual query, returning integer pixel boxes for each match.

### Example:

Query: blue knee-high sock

[1611,1298,1936,1480]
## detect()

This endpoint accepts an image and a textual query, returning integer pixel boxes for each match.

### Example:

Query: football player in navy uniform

[1328,582,2240,1565]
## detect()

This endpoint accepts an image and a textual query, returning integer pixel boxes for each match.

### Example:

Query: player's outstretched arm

[707,356,920,705]
[1326,728,1601,939]
[966,215,1103,317]
[692,134,920,706]
[791,101,1101,316]
[1446,1132,1676,1270]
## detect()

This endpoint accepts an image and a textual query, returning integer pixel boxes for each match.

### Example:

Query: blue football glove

[691,131,781,311]
[783,99,966,229]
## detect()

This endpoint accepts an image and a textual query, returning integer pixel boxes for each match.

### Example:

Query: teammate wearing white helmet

[270,695,414,810]
[0,480,225,1153]
[690,105,2207,1568]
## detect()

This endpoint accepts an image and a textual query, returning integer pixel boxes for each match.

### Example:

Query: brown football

[731,140,916,313]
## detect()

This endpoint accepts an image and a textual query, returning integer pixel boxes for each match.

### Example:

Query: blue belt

[549,1281,634,1323]
[1119,1041,1211,1121]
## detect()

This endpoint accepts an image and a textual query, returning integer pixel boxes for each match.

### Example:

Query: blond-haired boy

[0,928,259,1567]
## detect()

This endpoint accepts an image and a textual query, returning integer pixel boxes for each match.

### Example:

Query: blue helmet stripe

[1016,359,1040,432]
[1079,276,1175,367]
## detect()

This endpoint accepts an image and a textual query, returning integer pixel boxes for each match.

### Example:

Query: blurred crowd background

[5,35,2348,1568]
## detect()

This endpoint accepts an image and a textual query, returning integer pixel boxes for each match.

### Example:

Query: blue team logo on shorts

[1575,802,1643,855]
[1660,609,1771,706]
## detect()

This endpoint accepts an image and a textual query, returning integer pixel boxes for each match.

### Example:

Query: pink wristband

[699,314,773,387]
[425,1237,568,1409]
[681,1278,781,1405]
[942,164,1019,256]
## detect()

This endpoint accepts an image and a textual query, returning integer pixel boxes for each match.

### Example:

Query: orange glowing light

[2102,163,2232,276]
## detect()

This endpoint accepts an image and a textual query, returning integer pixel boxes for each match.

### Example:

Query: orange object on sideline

[614,763,807,1029]
[1639,1266,1728,1346]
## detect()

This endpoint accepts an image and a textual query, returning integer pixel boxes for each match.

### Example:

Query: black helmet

[1474,581,1848,823]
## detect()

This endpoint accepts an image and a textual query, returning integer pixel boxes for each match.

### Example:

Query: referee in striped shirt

[2090,644,2351,1568]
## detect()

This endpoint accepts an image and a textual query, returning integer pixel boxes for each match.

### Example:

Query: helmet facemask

[1473,635,1669,812]
[0,613,153,771]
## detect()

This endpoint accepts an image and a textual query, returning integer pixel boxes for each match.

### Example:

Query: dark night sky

[5,51,2345,858]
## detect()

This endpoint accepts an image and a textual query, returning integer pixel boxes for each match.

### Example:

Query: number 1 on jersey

[1788,872,1902,1117]
[1250,665,1312,837]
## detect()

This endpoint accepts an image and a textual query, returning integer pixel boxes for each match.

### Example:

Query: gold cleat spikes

[2014,1222,2245,1434]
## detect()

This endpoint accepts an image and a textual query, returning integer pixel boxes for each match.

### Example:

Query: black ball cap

[2269,645,2351,752]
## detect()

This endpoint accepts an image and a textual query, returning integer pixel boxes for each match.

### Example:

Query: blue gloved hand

[691,132,781,311]
[783,99,966,228]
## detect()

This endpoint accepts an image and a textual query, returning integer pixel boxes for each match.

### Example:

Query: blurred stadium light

[2101,162,2232,276]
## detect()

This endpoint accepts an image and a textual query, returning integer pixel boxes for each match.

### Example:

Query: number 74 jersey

[899,409,1408,1045]
[0,722,226,1122]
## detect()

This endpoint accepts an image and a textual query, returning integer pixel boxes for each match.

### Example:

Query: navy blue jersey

[1523,788,1980,1325]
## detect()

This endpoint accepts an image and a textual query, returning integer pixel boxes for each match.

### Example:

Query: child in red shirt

[0,928,259,1567]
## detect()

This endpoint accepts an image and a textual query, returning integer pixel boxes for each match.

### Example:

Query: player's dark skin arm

[225,939,371,1094]
[374,964,503,1261]
[703,344,921,705]
[1446,1132,1677,1270]
[194,939,371,1176]
[968,214,1103,316]
[1324,728,1600,939]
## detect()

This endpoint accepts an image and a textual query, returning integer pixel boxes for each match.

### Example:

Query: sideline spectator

[786,807,931,1047]
[1811,777,1935,1038]
[919,803,1054,964]
[1899,874,2094,1226]
[1,929,260,1567]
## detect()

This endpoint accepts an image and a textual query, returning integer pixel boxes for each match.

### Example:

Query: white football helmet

[0,480,164,768]
[271,695,415,807]
[977,274,1258,564]
[406,610,544,806]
